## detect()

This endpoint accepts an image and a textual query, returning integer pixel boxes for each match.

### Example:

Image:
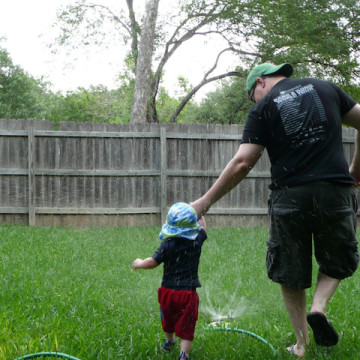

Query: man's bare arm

[191,143,264,217]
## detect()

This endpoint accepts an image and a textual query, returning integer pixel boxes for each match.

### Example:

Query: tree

[131,0,160,123]
[148,1,258,122]
[53,0,360,123]
[53,1,255,123]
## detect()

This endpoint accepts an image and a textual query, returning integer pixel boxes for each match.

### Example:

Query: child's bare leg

[180,339,192,358]
[164,331,175,342]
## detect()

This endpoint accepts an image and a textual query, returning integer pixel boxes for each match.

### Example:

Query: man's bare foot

[287,343,305,358]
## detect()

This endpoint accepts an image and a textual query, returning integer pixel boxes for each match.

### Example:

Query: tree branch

[169,71,245,123]
[83,3,133,36]
[151,5,220,100]
[125,0,140,66]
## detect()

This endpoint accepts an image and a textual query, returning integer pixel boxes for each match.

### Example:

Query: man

[191,63,360,358]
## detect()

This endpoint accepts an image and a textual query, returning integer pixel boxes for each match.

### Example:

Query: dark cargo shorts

[267,182,359,289]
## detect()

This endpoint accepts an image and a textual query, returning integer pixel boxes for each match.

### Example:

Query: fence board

[0,120,357,227]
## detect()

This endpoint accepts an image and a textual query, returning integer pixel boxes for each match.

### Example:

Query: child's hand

[132,258,143,270]
[132,257,158,270]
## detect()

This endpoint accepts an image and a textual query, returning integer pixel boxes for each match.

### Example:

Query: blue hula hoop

[14,352,81,360]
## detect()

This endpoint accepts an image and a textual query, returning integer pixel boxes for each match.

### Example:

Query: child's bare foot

[287,343,305,358]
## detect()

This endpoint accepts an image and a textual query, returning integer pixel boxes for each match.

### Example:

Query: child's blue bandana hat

[159,202,200,241]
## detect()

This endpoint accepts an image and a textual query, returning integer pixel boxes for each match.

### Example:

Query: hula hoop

[14,353,81,360]
[205,326,277,356]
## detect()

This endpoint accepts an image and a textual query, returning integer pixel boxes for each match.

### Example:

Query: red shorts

[158,287,199,341]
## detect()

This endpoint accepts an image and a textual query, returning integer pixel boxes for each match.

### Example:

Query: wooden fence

[0,119,357,227]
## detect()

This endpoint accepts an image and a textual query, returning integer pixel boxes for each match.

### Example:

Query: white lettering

[274,84,314,104]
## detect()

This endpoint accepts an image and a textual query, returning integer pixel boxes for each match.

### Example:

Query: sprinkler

[205,319,277,356]
[208,315,234,328]
[14,352,82,360]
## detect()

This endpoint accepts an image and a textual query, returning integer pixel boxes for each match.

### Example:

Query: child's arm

[132,257,159,270]
[198,215,207,231]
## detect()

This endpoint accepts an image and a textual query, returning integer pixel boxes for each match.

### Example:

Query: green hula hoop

[14,352,81,360]
[205,326,277,356]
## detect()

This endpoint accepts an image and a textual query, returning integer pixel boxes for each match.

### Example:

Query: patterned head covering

[159,202,200,241]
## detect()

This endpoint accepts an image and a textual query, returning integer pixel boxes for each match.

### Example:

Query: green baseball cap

[246,63,293,94]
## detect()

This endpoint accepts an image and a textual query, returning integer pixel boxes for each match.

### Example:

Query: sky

[0,0,239,100]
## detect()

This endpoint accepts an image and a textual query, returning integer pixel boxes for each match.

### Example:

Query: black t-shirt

[152,229,207,289]
[242,78,357,189]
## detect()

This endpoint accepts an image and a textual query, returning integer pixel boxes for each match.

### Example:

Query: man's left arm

[342,104,360,184]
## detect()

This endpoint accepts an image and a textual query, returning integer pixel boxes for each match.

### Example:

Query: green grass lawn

[0,225,359,359]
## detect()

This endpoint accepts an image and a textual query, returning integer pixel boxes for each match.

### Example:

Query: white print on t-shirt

[273,84,327,149]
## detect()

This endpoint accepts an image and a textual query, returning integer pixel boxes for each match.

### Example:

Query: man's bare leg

[305,271,340,346]
[281,286,310,357]
[310,271,340,314]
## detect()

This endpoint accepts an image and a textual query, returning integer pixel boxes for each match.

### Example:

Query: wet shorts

[267,182,359,289]
[158,287,199,341]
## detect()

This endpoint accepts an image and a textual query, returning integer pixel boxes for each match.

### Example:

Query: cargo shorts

[267,182,359,289]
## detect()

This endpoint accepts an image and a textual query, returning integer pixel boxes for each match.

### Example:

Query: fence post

[28,121,35,226]
[160,126,167,224]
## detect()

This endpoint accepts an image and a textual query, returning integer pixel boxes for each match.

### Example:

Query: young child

[132,202,207,360]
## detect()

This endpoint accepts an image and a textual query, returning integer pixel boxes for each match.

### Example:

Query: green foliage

[0,47,54,120]
[248,0,360,84]
[156,76,198,123]
[54,57,136,124]
[155,87,180,122]
[182,77,252,124]
[0,44,136,124]
[342,86,360,104]
[154,87,195,123]
[58,85,132,124]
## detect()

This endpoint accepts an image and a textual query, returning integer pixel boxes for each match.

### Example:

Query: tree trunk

[131,0,160,124]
